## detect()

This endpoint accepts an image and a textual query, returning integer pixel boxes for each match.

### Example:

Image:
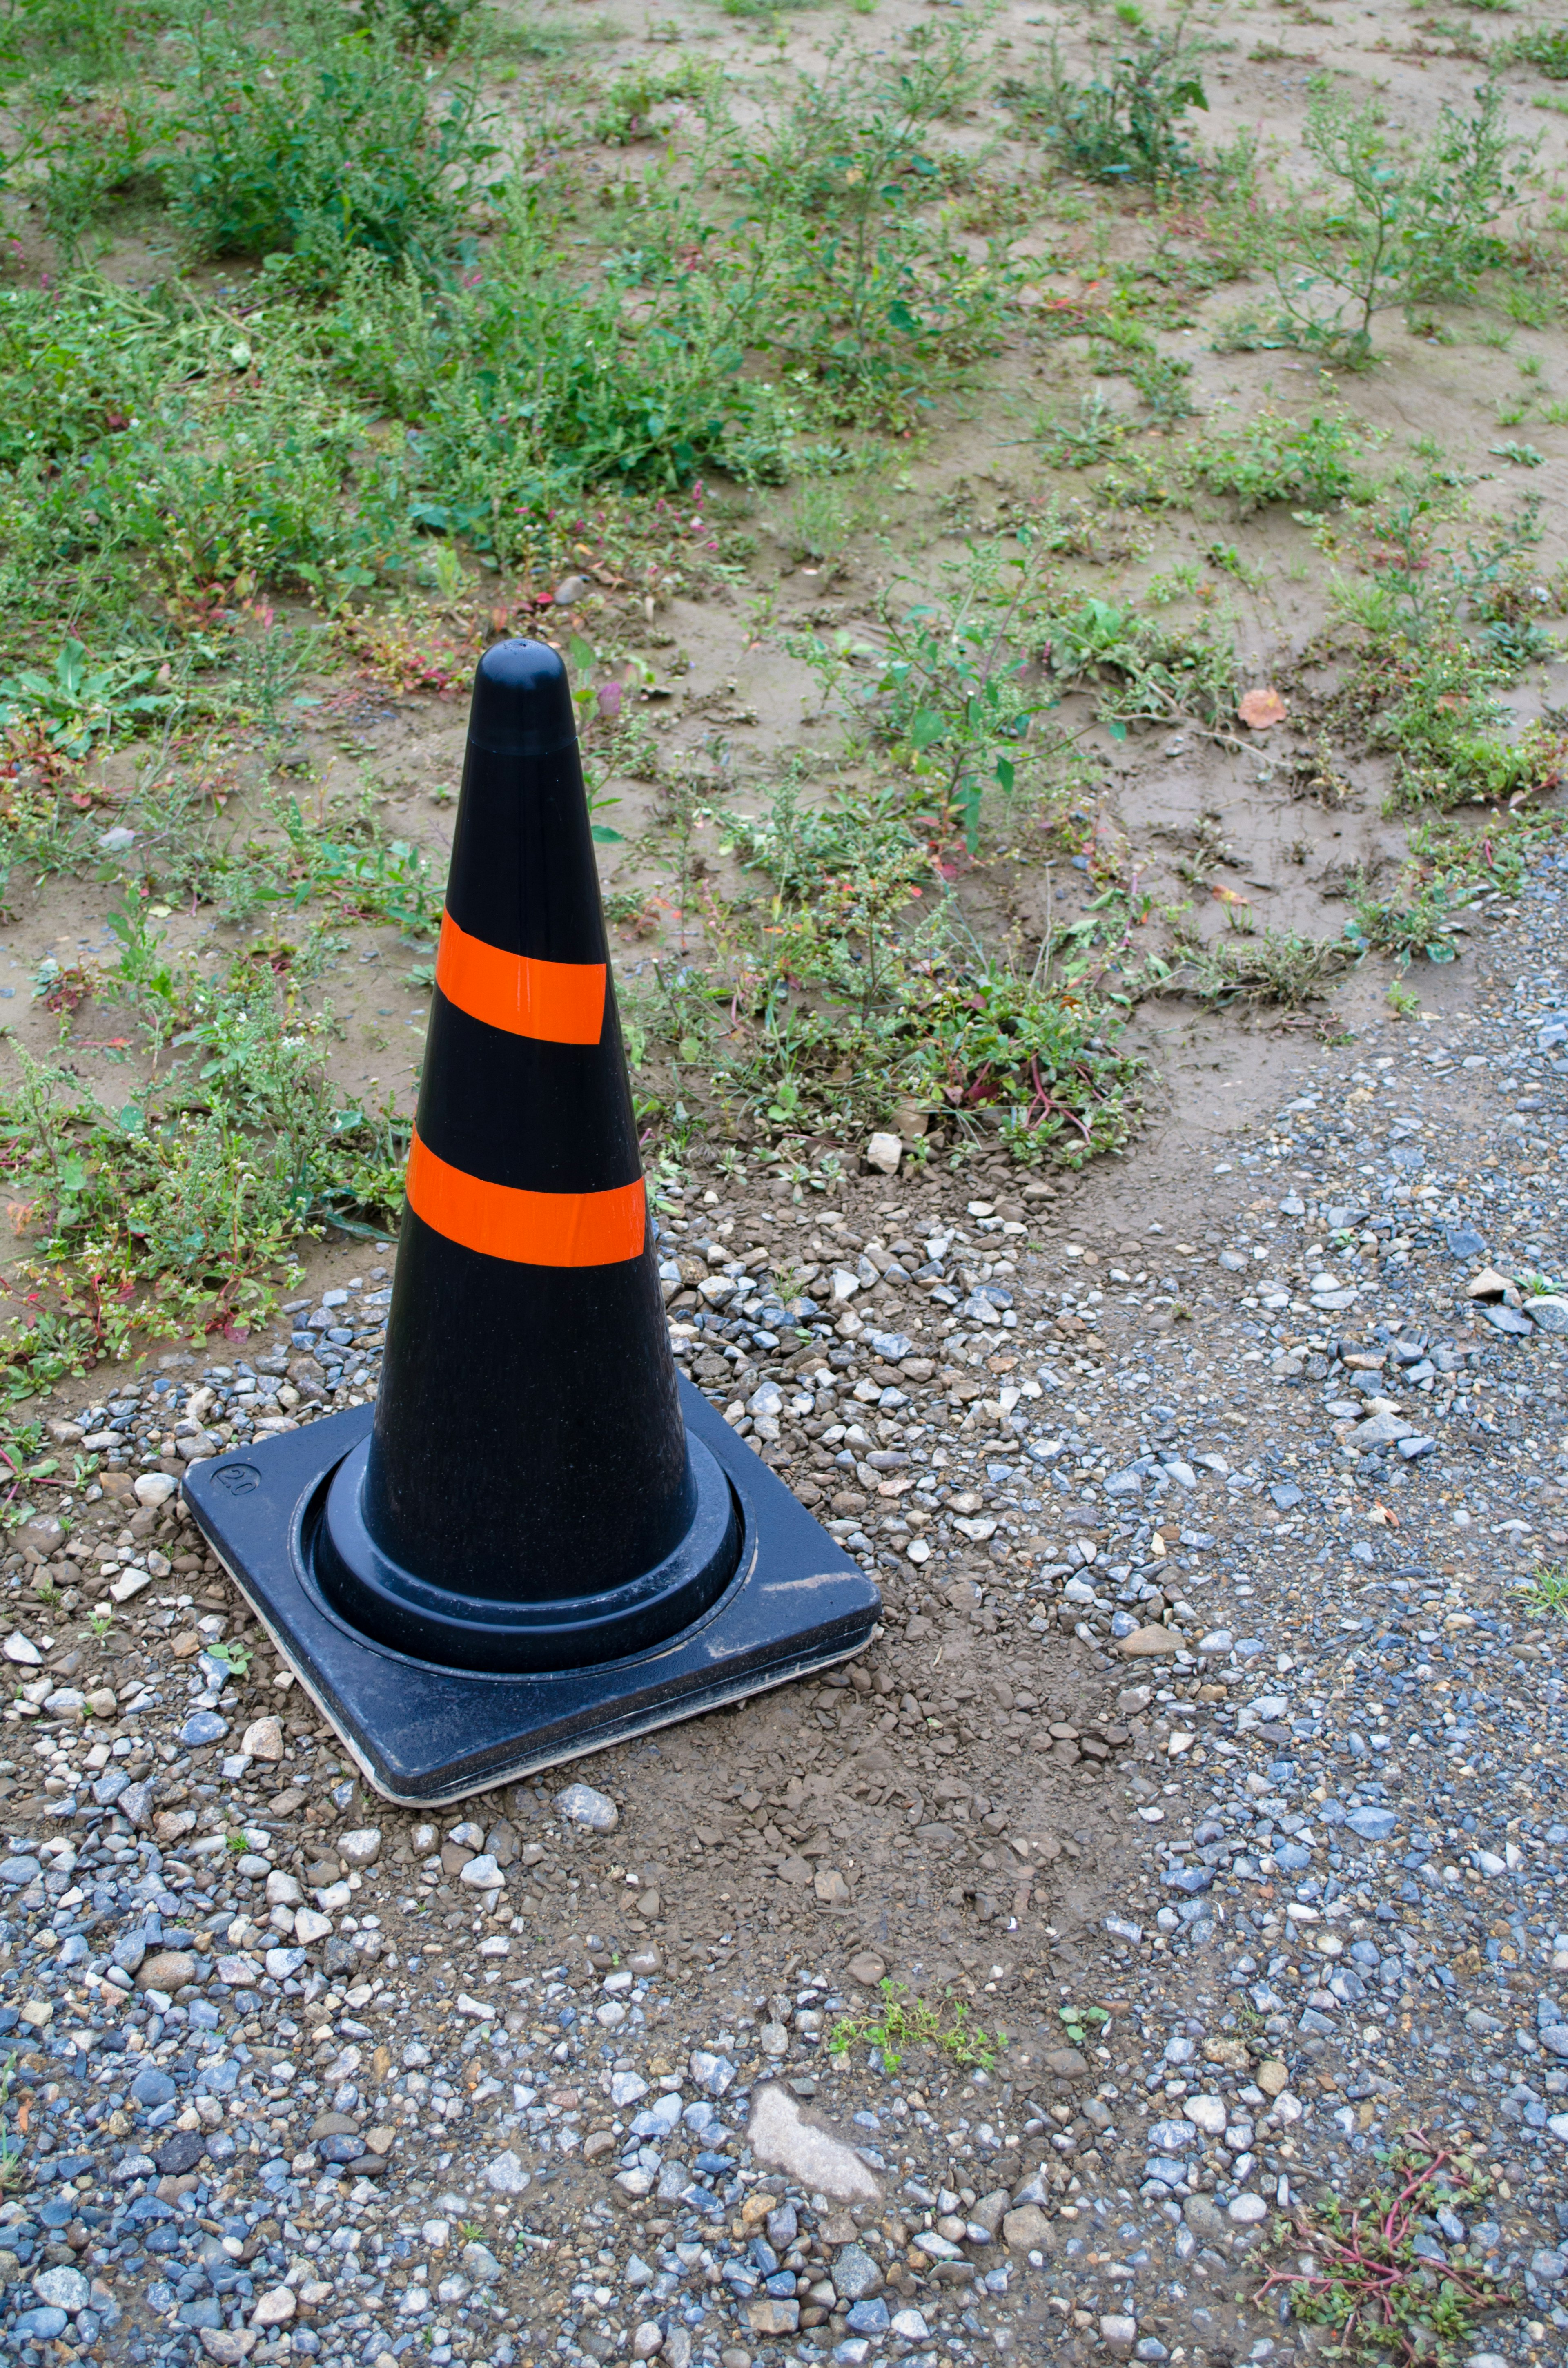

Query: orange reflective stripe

[406,1131,645,1267]
[435,910,606,1045]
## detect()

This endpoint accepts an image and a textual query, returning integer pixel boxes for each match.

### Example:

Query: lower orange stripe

[405,1132,646,1267]
[436,910,606,1044]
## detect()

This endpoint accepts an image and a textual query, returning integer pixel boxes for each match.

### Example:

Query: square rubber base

[180,1378,881,1806]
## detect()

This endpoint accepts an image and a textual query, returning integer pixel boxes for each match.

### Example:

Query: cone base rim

[315,1429,741,1671]
[179,1378,881,1804]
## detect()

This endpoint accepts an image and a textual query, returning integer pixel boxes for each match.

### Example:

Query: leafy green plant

[1501,26,1568,76]
[1150,925,1354,1008]
[167,13,496,288]
[1343,870,1461,965]
[829,1978,1003,2073]
[1048,598,1237,733]
[732,31,1010,418]
[1196,408,1370,514]
[1007,12,1210,185]
[592,60,714,145]
[1257,2138,1510,2365]
[0,640,178,756]
[0,926,408,1381]
[363,0,485,51]
[1234,83,1526,363]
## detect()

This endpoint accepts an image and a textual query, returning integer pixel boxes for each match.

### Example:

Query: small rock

[1183,2195,1229,2242]
[690,2050,736,2096]
[339,1826,382,1869]
[1228,2194,1268,2225]
[557,1781,618,1833]
[136,1952,195,1995]
[460,1853,506,1890]
[250,2287,296,2328]
[1525,1295,1568,1334]
[1100,2316,1138,2358]
[485,2150,531,2195]
[1346,1806,1398,1843]
[155,2130,207,2176]
[864,1132,902,1176]
[1002,2204,1052,2254]
[1116,1625,1182,1658]
[3,1631,41,1666]
[240,1715,284,1762]
[199,2334,258,2364]
[181,1710,230,1748]
[133,1473,178,1508]
[1257,2059,1289,2096]
[746,2297,800,2335]
[748,2083,881,2204]
[33,2265,90,2314]
[632,2325,664,2361]
[833,2244,884,2302]
[14,2308,69,2342]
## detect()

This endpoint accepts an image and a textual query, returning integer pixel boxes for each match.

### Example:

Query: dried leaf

[1238,687,1288,731]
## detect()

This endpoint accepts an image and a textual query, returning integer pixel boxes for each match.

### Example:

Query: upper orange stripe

[435,910,606,1044]
[405,1131,646,1267]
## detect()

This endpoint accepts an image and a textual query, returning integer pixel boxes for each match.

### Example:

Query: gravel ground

[3,852,1568,2368]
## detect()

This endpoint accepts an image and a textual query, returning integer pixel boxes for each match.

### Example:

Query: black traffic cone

[182,640,879,1803]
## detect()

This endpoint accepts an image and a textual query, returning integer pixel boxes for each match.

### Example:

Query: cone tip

[469,638,576,758]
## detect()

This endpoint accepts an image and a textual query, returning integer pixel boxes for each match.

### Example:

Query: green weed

[0,925,407,1384]
[1005,13,1210,185]
[733,31,1011,419]
[1048,598,1237,733]
[167,13,497,289]
[1150,925,1354,1008]
[1518,1562,1568,1617]
[1230,83,1527,363]
[1257,2138,1510,2364]
[1343,870,1461,965]
[829,1978,1003,2073]
[1500,26,1568,76]
[1196,408,1370,514]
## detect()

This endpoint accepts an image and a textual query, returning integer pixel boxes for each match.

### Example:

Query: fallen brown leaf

[1238,686,1288,730]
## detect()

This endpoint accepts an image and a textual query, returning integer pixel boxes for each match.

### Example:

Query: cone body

[318,639,735,1669]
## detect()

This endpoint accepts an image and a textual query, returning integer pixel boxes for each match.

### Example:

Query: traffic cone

[182,639,879,1802]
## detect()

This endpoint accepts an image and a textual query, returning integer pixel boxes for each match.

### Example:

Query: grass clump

[829,1978,1003,2073]
[1518,1562,1568,1617]
[1152,924,1355,1008]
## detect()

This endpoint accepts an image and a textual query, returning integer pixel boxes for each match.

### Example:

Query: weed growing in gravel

[1518,1563,1568,1618]
[1257,2137,1511,2365]
[828,1978,1003,2074]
